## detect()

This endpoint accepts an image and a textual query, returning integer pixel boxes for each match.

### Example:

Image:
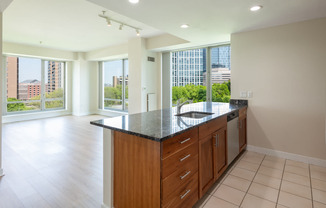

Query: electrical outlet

[247,91,253,98]
[240,91,247,98]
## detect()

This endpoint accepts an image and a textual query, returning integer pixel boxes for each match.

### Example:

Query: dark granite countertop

[90,101,247,142]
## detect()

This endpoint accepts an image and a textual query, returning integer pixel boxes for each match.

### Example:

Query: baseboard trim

[101,203,112,208]
[247,145,326,168]
[0,168,4,177]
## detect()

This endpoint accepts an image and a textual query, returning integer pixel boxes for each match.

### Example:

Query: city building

[47,61,63,93]
[211,46,231,69]
[112,75,128,87]
[18,79,41,100]
[172,49,206,87]
[171,46,231,87]
[203,68,231,85]
[6,57,19,99]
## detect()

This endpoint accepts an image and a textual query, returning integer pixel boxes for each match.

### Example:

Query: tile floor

[194,151,326,208]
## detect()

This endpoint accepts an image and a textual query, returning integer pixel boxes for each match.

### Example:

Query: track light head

[106,18,111,27]
[136,29,140,36]
[119,24,123,30]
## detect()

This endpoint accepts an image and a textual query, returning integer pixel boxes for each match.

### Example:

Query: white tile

[248,182,279,202]
[241,194,275,208]
[213,184,246,206]
[278,191,312,208]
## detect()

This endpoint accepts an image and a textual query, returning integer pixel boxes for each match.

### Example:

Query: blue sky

[104,60,128,85]
[19,57,41,82]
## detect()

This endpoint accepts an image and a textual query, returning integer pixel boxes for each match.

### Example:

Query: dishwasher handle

[227,110,239,122]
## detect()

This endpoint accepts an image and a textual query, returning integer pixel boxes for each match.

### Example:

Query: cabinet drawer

[199,116,227,139]
[162,171,198,208]
[162,142,198,178]
[162,154,198,199]
[162,128,198,159]
[239,107,247,119]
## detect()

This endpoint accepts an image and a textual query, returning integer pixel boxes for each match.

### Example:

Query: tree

[7,98,28,112]
[172,82,230,104]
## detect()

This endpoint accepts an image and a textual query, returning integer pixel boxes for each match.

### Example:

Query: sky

[19,57,42,82]
[104,59,128,85]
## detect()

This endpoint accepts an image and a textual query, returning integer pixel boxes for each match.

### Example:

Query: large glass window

[44,61,65,109]
[4,56,66,114]
[102,59,128,111]
[210,45,231,102]
[171,49,207,106]
[171,45,231,105]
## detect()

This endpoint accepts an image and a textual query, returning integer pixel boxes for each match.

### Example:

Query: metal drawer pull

[180,154,191,162]
[180,171,191,180]
[180,138,191,144]
[180,189,191,200]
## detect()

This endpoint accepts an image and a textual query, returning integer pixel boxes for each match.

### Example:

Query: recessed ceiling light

[129,0,139,4]
[250,5,263,11]
[180,24,189,29]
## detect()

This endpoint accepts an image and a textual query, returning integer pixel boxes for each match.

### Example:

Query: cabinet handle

[180,138,191,144]
[180,154,191,162]
[215,134,219,147]
[180,189,191,200]
[180,171,191,180]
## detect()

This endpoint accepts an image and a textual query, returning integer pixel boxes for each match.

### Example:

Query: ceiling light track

[99,11,142,36]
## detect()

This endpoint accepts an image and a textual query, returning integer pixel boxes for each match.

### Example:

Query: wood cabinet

[161,128,199,208]
[113,128,199,208]
[239,107,247,152]
[199,134,215,196]
[214,126,227,179]
[113,110,246,207]
[198,116,227,197]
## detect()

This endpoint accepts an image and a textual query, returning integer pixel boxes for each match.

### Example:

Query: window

[171,45,231,105]
[4,56,66,114]
[101,59,128,111]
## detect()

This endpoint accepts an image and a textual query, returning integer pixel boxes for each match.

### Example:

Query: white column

[0,12,3,177]
[102,128,114,208]
[162,52,172,109]
[128,37,147,114]
[72,52,98,116]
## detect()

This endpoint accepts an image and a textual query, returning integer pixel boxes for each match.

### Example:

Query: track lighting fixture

[98,11,142,36]
[106,19,111,27]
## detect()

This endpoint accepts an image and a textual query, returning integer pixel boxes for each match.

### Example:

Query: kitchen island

[91,101,247,208]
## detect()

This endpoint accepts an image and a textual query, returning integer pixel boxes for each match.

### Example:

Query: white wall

[3,42,76,61]
[231,17,326,160]
[72,53,98,116]
[0,12,4,176]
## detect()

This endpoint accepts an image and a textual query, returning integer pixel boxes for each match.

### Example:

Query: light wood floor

[0,115,107,208]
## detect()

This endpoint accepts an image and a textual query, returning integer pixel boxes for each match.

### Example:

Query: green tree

[172,82,230,104]
[7,98,28,112]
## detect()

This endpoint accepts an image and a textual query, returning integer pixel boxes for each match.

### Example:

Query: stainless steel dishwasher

[227,110,239,165]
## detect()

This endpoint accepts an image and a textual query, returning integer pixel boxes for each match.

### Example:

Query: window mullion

[41,60,45,110]
[122,59,125,110]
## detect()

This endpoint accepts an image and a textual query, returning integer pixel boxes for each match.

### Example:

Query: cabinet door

[214,126,227,178]
[239,116,247,152]
[199,135,215,197]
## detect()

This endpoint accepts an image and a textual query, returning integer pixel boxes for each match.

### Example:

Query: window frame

[2,55,66,115]
[99,58,128,112]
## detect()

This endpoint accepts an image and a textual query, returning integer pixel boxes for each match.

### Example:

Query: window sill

[2,109,71,123]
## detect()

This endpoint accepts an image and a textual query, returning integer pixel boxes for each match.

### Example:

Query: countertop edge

[90,105,247,142]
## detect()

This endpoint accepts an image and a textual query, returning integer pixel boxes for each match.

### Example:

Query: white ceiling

[3,0,162,52]
[88,0,326,49]
[3,0,326,52]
